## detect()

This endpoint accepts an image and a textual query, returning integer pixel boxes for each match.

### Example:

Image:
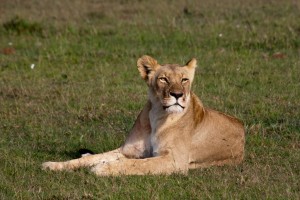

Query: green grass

[0,0,299,199]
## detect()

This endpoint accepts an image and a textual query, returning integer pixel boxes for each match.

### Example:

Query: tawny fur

[42,55,245,176]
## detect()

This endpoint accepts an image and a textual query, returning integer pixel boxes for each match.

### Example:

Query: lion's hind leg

[42,148,124,171]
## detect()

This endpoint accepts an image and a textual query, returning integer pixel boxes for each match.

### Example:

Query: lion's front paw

[42,161,64,171]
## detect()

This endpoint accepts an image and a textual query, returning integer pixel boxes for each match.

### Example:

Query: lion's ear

[137,55,159,81]
[185,58,197,82]
[186,58,197,69]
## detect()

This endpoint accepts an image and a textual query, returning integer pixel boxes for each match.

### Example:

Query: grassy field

[0,0,299,199]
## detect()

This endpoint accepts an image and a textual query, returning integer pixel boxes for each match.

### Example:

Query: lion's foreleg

[42,148,124,171]
[91,155,188,176]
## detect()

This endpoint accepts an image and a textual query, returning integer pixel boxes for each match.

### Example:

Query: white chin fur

[165,105,184,113]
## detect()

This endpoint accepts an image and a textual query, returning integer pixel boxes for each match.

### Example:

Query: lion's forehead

[156,64,188,81]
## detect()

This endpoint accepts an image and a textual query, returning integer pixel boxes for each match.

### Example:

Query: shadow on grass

[43,148,95,159]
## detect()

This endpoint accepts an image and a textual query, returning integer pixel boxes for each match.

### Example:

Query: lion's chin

[165,105,184,113]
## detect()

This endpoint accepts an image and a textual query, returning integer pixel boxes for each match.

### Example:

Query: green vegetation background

[0,0,299,199]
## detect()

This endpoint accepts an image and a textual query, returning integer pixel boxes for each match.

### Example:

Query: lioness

[42,55,245,175]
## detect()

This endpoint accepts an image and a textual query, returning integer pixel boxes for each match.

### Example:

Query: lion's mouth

[163,102,185,110]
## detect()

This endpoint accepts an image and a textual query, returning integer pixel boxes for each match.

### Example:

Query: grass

[0,0,299,199]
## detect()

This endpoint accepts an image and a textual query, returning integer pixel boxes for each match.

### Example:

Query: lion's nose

[170,91,183,99]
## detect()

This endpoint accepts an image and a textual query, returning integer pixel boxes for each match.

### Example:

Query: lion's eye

[182,78,189,83]
[159,77,168,83]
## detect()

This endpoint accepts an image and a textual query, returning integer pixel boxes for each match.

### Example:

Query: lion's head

[137,55,197,113]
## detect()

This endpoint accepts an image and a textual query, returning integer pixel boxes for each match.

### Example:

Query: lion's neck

[148,94,192,156]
